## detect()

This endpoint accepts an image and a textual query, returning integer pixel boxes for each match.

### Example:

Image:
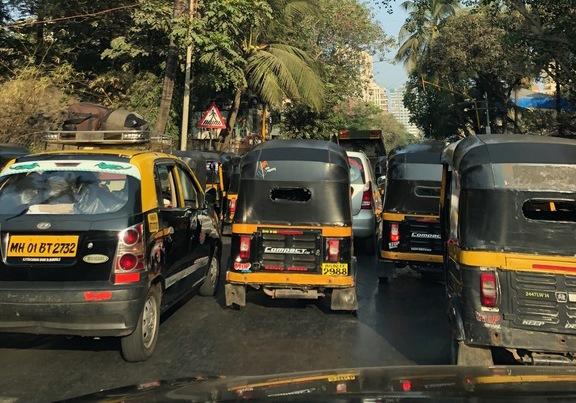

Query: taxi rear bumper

[0,282,147,337]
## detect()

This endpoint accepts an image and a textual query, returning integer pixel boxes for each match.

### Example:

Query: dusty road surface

[0,242,450,402]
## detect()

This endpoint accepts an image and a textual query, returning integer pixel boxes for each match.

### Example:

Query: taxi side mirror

[376,176,386,189]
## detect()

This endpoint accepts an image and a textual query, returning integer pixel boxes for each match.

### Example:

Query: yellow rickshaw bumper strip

[226,271,355,287]
[449,246,576,276]
[382,212,440,222]
[381,250,443,263]
[231,223,352,237]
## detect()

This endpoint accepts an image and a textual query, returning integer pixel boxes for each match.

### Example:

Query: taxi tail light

[326,239,340,263]
[361,183,373,209]
[239,235,251,261]
[114,223,145,285]
[390,223,400,242]
[480,271,498,307]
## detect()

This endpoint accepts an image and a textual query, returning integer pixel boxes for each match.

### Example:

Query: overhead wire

[3,4,139,29]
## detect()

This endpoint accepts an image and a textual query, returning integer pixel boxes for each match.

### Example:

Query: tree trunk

[555,75,563,136]
[33,0,46,65]
[154,0,186,136]
[225,88,243,139]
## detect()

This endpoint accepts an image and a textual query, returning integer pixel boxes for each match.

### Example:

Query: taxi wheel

[121,285,161,362]
[199,253,220,296]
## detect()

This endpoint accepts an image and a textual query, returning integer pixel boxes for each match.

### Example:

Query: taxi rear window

[0,160,140,216]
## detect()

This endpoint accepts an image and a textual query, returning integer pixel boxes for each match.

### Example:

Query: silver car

[347,151,382,253]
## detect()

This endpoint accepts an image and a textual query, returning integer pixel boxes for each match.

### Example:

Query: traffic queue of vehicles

[380,135,576,367]
[0,133,574,367]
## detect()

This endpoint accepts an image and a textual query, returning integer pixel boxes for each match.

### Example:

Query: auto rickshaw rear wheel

[330,286,358,312]
[225,283,246,308]
[451,338,493,366]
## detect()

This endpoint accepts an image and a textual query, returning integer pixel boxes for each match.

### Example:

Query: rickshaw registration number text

[321,263,348,276]
[7,235,79,258]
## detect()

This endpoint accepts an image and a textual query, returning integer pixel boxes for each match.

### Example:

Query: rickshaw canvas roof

[388,141,445,165]
[243,139,348,167]
[445,134,576,171]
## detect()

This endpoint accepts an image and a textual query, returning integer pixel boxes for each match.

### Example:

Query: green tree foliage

[0,66,76,148]
[0,0,391,143]
[395,0,458,72]
[283,100,412,149]
[398,0,576,138]
[409,8,535,136]
[340,101,413,150]
[280,0,392,137]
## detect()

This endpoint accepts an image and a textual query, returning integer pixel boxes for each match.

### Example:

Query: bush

[0,66,75,150]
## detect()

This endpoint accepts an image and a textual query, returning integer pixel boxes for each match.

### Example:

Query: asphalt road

[0,241,451,402]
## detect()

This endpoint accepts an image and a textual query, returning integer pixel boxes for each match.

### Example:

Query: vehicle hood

[64,366,576,402]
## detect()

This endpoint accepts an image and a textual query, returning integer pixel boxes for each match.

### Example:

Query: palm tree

[395,0,459,72]
[223,0,323,139]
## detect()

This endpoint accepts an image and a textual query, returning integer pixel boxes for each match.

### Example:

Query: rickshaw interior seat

[270,187,312,203]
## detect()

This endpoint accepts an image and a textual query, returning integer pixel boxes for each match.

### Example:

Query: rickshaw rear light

[327,239,340,262]
[239,235,251,260]
[390,223,400,242]
[361,184,373,209]
[480,271,498,307]
[229,198,237,215]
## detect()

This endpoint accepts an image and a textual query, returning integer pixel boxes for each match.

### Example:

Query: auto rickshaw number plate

[321,263,348,276]
[7,235,79,258]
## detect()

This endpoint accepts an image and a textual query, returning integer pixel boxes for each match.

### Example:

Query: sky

[371,0,409,91]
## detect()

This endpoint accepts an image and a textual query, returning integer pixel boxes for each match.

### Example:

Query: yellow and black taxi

[442,134,576,365]
[225,140,358,311]
[380,141,445,277]
[0,147,222,361]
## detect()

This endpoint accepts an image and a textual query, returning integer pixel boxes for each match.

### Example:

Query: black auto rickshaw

[442,134,576,365]
[225,140,357,311]
[380,141,445,276]
[173,150,208,189]
[221,155,242,231]
[174,150,227,214]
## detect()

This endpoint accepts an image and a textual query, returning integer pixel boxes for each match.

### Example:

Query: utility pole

[484,92,491,135]
[180,0,197,151]
[261,105,268,142]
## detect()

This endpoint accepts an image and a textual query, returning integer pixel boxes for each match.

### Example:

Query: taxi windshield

[0,170,138,215]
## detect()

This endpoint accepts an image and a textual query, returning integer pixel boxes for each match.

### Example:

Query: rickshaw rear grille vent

[511,271,576,332]
[258,229,321,273]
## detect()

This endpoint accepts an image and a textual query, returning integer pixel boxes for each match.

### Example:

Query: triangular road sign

[196,102,226,129]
